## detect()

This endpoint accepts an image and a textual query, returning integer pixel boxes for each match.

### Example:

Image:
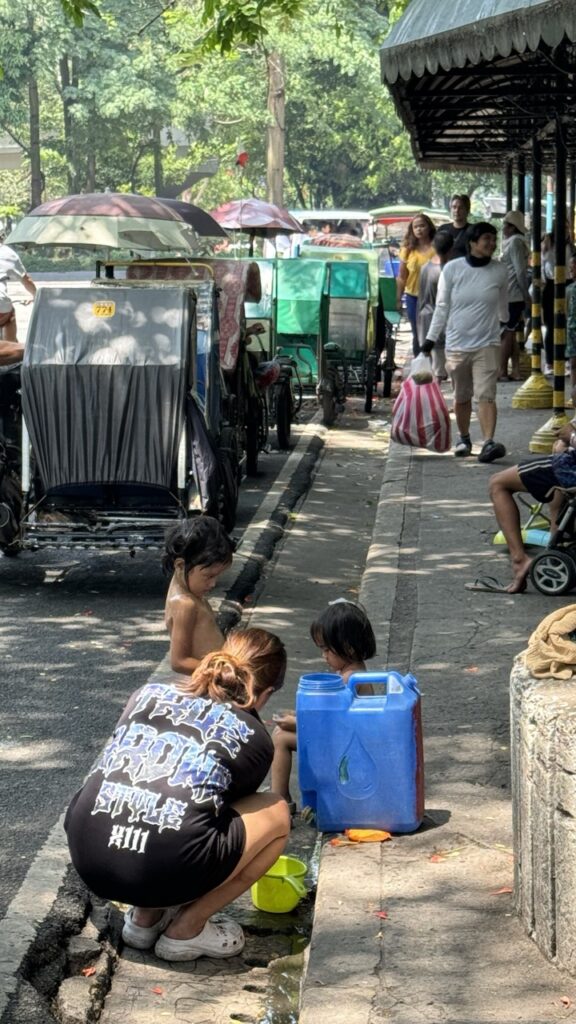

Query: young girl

[271,600,376,808]
[65,627,290,963]
[396,213,436,357]
[163,516,234,675]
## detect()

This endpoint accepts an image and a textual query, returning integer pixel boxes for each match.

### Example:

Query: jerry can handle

[347,671,419,696]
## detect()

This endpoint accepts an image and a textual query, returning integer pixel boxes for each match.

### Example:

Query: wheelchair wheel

[529,550,576,595]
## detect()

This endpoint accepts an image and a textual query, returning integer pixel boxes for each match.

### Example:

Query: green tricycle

[274,250,377,426]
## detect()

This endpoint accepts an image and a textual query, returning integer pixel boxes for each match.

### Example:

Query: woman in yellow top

[396,213,436,356]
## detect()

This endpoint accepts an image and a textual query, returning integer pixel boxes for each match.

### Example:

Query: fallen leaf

[490,886,513,896]
[151,986,164,995]
[374,910,388,919]
[345,829,392,843]
[81,967,96,977]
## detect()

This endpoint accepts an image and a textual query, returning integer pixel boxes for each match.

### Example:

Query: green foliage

[1,0,502,219]
[59,0,101,26]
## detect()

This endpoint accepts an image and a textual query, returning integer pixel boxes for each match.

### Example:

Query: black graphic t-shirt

[65,682,273,907]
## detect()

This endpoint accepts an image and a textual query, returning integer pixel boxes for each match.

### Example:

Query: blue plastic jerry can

[296,671,424,833]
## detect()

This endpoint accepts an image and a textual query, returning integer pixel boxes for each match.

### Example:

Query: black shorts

[505,300,525,331]
[517,456,558,502]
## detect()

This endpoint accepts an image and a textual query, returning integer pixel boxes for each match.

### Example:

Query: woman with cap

[499,210,530,381]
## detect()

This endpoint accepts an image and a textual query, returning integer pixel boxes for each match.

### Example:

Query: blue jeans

[405,293,419,356]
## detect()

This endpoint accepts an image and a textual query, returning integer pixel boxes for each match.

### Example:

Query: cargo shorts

[445,344,500,404]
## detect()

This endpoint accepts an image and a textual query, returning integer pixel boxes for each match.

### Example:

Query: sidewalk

[300,381,576,1023]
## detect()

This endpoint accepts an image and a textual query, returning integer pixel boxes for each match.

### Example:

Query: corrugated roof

[381,0,576,84]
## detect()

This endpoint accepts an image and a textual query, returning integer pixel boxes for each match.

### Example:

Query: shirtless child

[163,517,234,675]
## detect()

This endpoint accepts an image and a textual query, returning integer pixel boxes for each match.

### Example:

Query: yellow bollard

[529,410,571,453]
[512,370,553,409]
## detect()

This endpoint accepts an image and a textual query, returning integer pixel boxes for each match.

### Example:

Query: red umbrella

[210,198,303,255]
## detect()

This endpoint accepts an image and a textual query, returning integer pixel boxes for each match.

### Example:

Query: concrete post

[510,660,576,973]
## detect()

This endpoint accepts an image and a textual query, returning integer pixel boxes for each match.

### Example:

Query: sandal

[154,917,245,962]
[122,907,178,949]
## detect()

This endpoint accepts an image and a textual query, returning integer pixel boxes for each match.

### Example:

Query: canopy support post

[514,138,552,410]
[530,121,570,450]
[517,154,526,213]
[506,161,514,211]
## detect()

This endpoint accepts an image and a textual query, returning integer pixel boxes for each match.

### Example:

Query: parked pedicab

[276,247,378,424]
[0,193,257,553]
[244,259,303,451]
[0,278,243,556]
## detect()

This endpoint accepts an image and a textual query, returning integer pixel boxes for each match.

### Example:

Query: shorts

[517,456,558,502]
[505,300,525,331]
[445,345,500,404]
[0,308,15,328]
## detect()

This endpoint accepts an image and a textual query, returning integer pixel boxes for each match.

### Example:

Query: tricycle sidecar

[10,280,238,552]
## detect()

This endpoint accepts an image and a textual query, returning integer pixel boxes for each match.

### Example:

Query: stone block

[555,809,576,974]
[511,661,576,976]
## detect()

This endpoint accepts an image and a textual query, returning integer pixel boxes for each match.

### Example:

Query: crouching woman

[65,628,290,962]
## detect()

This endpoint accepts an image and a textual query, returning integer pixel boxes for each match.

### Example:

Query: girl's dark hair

[183,628,286,708]
[310,601,376,663]
[162,516,234,577]
[402,213,436,253]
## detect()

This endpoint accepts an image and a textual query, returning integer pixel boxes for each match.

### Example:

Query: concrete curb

[359,439,411,664]
[300,436,411,1024]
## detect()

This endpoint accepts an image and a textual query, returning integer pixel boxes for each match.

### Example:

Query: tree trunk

[87,147,96,191]
[59,55,78,193]
[265,50,285,206]
[28,74,42,209]
[152,125,163,195]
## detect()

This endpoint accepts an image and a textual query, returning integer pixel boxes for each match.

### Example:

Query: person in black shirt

[65,628,290,962]
[436,194,471,261]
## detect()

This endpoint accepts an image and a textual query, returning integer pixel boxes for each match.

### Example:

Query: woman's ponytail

[181,628,286,708]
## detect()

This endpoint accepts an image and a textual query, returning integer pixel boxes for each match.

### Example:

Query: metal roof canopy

[380,0,576,170]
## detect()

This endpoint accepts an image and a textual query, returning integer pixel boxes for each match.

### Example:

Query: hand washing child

[163,516,234,675]
[271,600,376,810]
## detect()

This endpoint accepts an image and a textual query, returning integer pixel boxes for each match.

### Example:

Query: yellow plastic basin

[251,855,307,913]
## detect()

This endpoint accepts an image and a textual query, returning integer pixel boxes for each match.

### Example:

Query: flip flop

[465,575,528,594]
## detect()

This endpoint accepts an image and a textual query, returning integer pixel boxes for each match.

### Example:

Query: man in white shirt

[422,221,509,463]
[0,238,36,365]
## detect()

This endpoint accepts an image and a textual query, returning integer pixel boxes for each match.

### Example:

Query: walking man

[422,221,509,463]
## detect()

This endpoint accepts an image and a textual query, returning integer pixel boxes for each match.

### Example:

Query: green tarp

[275,259,327,335]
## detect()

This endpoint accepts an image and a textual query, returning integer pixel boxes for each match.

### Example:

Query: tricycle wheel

[275,383,292,449]
[246,417,259,476]
[321,390,336,427]
[364,360,375,414]
[529,550,576,595]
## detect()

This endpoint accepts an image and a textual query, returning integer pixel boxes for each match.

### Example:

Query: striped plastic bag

[391,361,451,453]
